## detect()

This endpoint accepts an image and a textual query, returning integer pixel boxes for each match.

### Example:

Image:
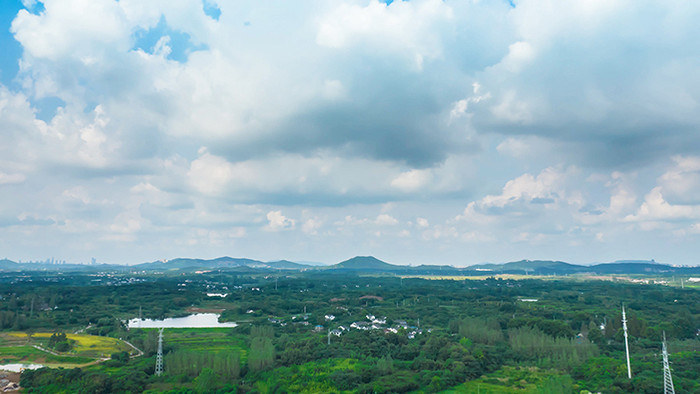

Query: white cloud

[375,214,399,226]
[302,217,323,235]
[391,169,432,192]
[2,0,700,265]
[657,156,700,204]
[316,0,452,69]
[475,167,570,210]
[625,187,700,223]
[0,173,26,185]
[265,210,295,231]
[499,41,535,73]
[187,151,234,196]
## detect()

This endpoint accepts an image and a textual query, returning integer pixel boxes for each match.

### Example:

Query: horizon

[2,1,700,266]
[4,254,695,268]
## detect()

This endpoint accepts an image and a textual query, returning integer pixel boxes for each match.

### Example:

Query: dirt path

[32,345,60,356]
[121,339,144,358]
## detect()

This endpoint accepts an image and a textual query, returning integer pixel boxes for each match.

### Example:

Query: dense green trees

[508,326,598,369]
[164,350,240,380]
[6,270,699,393]
[47,331,73,352]
[248,337,275,372]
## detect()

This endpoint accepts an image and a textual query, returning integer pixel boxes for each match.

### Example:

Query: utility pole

[622,305,632,379]
[139,306,142,329]
[327,328,331,345]
[662,331,675,394]
[155,328,164,376]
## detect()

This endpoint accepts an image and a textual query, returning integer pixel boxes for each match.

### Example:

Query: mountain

[2,255,698,275]
[330,256,400,271]
[0,259,19,270]
[467,259,700,275]
[601,259,660,265]
[132,257,313,271]
[294,260,329,267]
[469,260,584,274]
[265,260,314,269]
[587,262,678,274]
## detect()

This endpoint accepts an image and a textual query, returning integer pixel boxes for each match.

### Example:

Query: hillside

[330,256,400,271]
[469,260,584,274]
[2,255,699,275]
[133,257,312,271]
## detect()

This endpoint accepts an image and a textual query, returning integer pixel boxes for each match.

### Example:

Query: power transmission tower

[155,328,164,376]
[622,304,632,379]
[662,331,675,394]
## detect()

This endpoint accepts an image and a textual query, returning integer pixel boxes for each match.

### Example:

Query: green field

[141,327,248,361]
[0,332,132,366]
[441,366,573,393]
[254,358,359,393]
[0,344,94,365]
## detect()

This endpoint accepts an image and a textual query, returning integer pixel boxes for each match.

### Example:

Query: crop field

[440,366,572,393]
[0,344,93,365]
[1,332,132,363]
[254,358,359,393]
[144,328,248,361]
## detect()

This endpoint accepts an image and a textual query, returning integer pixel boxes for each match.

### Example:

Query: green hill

[330,256,399,270]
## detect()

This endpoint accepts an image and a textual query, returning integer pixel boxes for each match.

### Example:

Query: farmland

[0,331,133,367]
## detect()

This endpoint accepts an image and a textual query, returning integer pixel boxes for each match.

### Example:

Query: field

[254,358,359,393]
[0,344,93,365]
[139,327,248,361]
[0,332,133,366]
[440,366,573,393]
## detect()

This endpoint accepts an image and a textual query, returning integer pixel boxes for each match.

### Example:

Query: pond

[127,313,237,328]
[0,363,44,372]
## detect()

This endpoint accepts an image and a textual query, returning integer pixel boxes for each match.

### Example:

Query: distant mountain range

[1,256,699,275]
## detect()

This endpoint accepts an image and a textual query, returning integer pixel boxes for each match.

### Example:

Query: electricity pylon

[155,328,164,376]
[622,304,632,379]
[662,331,675,394]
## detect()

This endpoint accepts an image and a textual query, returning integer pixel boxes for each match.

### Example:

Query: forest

[0,269,698,393]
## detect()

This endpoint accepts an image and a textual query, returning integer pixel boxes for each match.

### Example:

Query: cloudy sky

[1,0,700,266]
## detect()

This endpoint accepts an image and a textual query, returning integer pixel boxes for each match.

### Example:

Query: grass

[151,328,248,361]
[0,345,94,365]
[255,358,359,394]
[0,332,132,366]
[440,366,572,393]
[28,332,132,358]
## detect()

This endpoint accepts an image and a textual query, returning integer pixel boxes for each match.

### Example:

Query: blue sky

[1,0,700,266]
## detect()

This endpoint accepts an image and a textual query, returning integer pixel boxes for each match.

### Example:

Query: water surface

[127,313,236,328]
[0,363,44,372]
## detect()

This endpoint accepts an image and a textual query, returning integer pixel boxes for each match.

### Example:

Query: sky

[1,0,700,266]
